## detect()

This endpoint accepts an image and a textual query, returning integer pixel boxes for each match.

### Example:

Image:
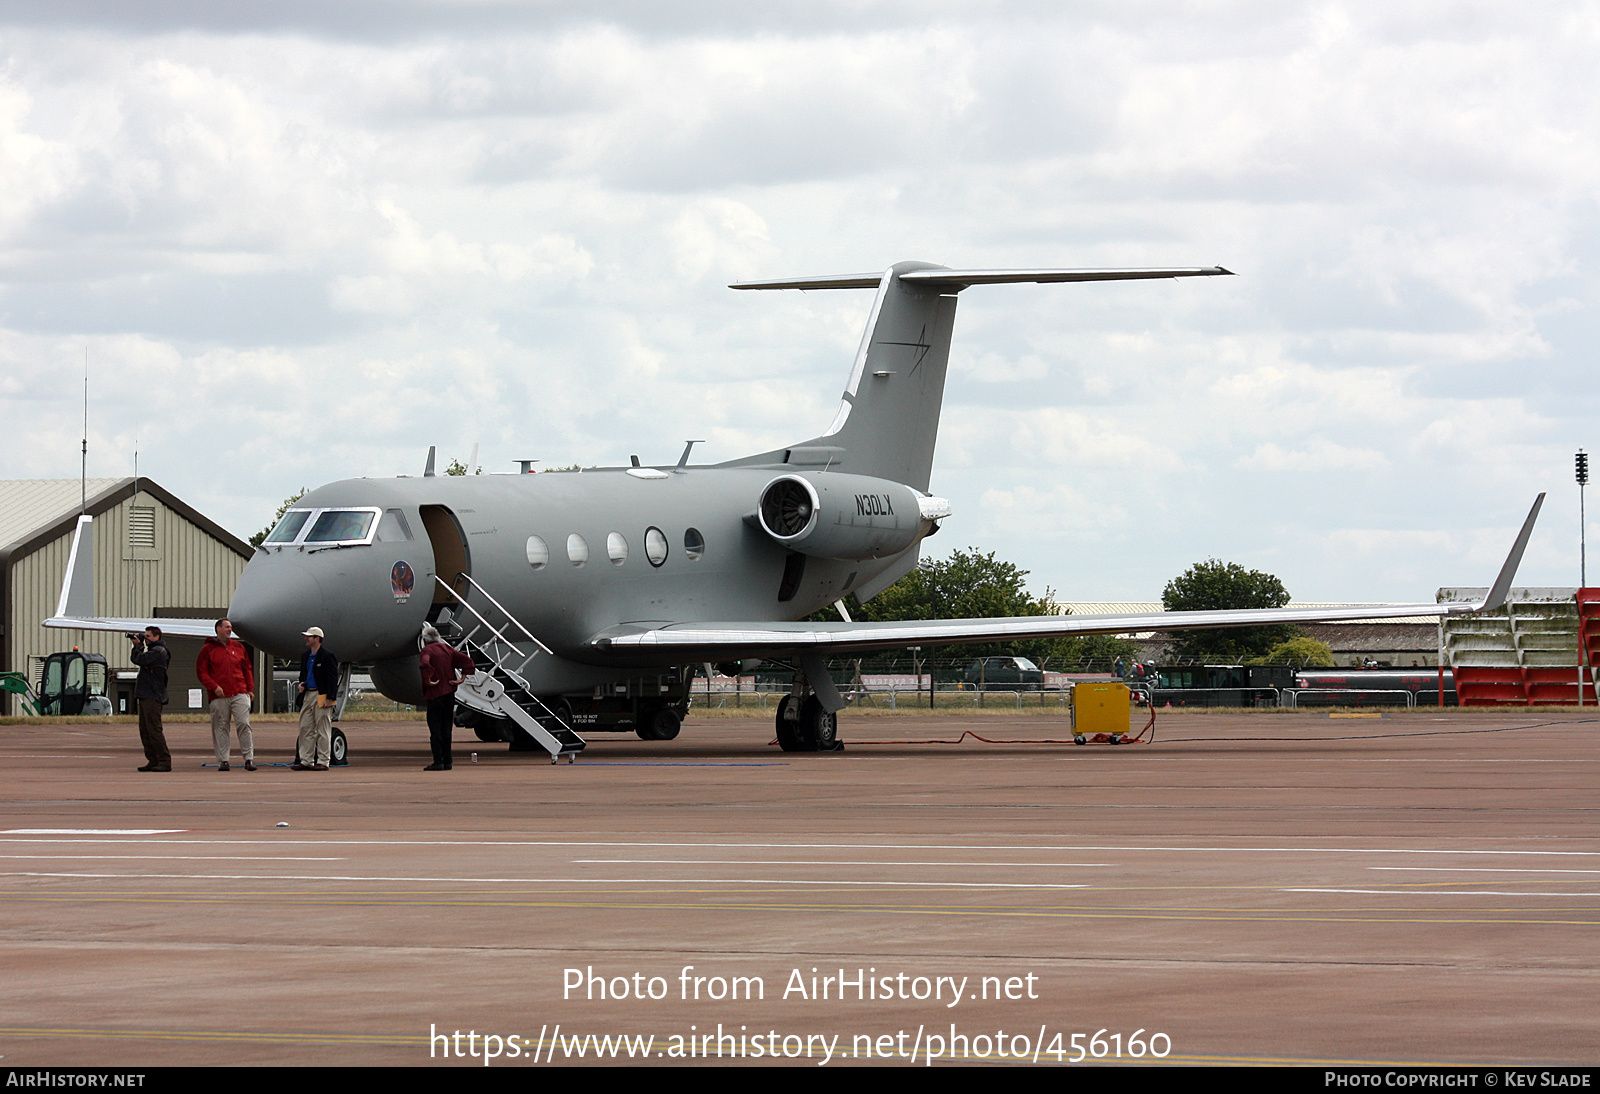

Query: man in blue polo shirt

[292,626,339,771]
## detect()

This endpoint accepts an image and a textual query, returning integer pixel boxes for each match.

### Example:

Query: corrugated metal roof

[0,478,126,551]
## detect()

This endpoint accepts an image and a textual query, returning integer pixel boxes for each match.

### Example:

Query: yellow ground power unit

[1070,682,1131,745]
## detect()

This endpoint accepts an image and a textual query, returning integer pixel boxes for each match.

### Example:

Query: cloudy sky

[1,1,1595,602]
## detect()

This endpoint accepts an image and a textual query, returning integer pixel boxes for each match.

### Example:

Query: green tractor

[0,650,112,716]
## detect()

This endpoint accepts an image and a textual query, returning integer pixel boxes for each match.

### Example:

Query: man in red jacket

[420,623,475,771]
[197,618,255,771]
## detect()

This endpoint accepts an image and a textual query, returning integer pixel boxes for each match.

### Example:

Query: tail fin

[805,260,958,492]
[727,261,1231,491]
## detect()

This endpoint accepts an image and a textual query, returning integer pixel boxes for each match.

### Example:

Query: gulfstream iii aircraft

[47,261,1544,759]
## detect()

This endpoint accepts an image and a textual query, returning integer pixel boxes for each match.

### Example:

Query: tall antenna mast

[81,347,89,514]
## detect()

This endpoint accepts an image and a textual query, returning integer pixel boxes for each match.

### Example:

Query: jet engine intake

[756,472,947,560]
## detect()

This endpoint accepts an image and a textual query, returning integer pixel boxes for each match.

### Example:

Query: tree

[859,548,1048,624]
[444,458,482,476]
[1247,636,1334,667]
[250,488,309,547]
[1160,558,1295,662]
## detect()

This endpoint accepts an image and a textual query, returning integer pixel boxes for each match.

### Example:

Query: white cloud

[0,5,1594,601]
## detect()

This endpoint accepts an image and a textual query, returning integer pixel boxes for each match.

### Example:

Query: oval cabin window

[526,535,549,569]
[644,527,669,567]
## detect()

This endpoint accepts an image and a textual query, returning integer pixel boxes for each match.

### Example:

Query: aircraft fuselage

[228,467,916,702]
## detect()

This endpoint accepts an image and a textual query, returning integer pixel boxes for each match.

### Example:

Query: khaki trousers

[297,693,332,765]
[210,693,253,763]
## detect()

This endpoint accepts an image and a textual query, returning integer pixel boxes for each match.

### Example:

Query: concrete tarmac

[0,707,1596,1067]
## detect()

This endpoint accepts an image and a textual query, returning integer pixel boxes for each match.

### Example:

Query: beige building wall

[4,484,254,715]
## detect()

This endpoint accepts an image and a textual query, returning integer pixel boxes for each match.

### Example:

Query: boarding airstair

[433,575,586,763]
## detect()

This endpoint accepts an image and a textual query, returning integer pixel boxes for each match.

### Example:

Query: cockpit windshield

[261,507,382,547]
[264,510,312,544]
[306,510,377,543]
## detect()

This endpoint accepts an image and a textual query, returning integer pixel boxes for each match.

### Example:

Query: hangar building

[0,478,259,716]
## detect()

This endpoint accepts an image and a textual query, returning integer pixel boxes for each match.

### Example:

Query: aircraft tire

[651,706,681,741]
[775,695,813,752]
[331,728,348,766]
[458,708,512,742]
[636,705,681,741]
[473,719,509,743]
[801,695,841,752]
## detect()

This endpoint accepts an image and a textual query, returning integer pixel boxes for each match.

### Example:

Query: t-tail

[724,260,1233,491]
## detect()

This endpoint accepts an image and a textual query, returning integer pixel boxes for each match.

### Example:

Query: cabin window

[644,526,668,567]
[684,527,705,561]
[567,533,589,566]
[607,532,628,567]
[305,509,377,544]
[264,510,311,544]
[526,535,549,570]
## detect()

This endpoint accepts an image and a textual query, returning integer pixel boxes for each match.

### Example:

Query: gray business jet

[47,261,1544,760]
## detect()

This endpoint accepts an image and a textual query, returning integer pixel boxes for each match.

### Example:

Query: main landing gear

[636,705,682,741]
[775,694,841,752]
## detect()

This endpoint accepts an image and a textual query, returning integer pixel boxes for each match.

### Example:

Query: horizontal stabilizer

[43,614,220,638]
[43,515,219,639]
[731,266,1234,291]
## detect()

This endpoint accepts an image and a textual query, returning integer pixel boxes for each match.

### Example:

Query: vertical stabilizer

[815,261,958,491]
[56,515,95,619]
[729,260,960,491]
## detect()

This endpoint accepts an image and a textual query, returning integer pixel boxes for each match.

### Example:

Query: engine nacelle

[756,472,949,560]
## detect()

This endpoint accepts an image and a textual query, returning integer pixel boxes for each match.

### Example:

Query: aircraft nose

[229,558,326,660]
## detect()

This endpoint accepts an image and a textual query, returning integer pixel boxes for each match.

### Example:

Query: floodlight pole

[1579,450,1591,706]
[1579,449,1589,587]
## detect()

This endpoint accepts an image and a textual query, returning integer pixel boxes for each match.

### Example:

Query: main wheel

[801,695,841,752]
[800,700,851,751]
[775,694,812,752]
[331,728,348,766]
[635,705,659,740]
[636,706,681,741]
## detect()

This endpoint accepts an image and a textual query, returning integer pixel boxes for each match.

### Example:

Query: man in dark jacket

[292,626,339,771]
[419,623,475,771]
[130,627,171,772]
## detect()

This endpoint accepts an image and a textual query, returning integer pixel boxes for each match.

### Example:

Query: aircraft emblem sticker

[391,560,415,602]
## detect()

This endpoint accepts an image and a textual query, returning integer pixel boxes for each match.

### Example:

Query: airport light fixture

[1579,449,1589,587]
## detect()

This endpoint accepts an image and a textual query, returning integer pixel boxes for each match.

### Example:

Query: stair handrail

[432,574,552,672]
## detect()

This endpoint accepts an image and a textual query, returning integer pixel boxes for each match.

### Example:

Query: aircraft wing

[41,515,221,639]
[590,494,1545,661]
